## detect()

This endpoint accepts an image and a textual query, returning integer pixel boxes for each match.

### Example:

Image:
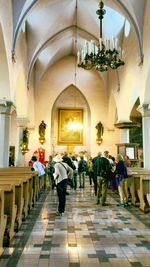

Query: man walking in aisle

[96,152,110,206]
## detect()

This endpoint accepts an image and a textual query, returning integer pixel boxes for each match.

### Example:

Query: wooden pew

[0,168,41,252]
[0,168,39,205]
[129,168,150,211]
[0,173,38,208]
[0,179,23,230]
[139,174,150,211]
[0,184,17,244]
[0,189,7,256]
[0,167,32,172]
[0,174,32,219]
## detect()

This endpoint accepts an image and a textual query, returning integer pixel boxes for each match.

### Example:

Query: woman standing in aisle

[87,157,94,186]
[115,154,128,207]
[53,155,73,215]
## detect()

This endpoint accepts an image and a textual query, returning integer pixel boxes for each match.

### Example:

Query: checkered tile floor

[1,182,150,267]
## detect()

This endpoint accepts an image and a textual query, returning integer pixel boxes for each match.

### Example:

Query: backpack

[98,157,110,179]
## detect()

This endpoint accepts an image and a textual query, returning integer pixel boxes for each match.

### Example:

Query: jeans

[118,179,128,204]
[97,176,107,204]
[79,171,86,188]
[72,170,78,189]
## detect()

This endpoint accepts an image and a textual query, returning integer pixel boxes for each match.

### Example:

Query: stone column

[0,101,14,167]
[138,104,150,168]
[115,121,137,143]
[15,118,29,166]
[119,128,129,143]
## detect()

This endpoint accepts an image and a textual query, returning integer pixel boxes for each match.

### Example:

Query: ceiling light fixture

[77,1,125,72]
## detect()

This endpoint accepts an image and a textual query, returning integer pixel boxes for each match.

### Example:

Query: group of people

[30,150,132,216]
[91,151,131,207]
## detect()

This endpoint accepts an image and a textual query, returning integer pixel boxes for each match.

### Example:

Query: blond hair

[116,154,124,161]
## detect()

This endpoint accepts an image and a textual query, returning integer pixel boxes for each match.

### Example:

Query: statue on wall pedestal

[96,121,104,145]
[20,127,29,155]
[39,120,46,144]
[23,127,29,145]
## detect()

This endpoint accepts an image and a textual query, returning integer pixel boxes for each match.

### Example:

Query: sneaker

[101,203,109,206]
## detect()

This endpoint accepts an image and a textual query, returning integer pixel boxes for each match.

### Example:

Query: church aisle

[0,183,150,267]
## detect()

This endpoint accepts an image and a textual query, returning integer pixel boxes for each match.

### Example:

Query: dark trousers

[93,172,97,196]
[57,179,67,213]
[89,171,94,185]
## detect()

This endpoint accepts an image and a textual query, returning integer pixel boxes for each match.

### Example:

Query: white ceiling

[12,0,146,87]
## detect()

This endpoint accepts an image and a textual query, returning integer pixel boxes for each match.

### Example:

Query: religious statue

[96,121,104,139]
[22,127,29,145]
[39,120,47,144]
[96,121,104,145]
[20,127,29,154]
[39,120,46,138]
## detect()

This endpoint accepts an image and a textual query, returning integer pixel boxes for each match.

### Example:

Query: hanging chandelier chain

[74,0,78,86]
[96,1,106,38]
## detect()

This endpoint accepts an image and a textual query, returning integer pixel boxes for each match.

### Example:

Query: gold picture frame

[58,109,83,145]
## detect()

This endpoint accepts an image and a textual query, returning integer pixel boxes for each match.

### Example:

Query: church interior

[0,0,150,266]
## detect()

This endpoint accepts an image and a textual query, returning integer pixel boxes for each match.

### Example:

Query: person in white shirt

[31,156,46,196]
[53,154,73,215]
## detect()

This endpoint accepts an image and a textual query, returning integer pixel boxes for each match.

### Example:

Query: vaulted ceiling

[12,0,146,87]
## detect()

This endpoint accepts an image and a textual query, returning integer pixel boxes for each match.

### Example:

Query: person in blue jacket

[115,154,128,206]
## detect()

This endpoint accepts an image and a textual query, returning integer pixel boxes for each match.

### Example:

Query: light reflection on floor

[0,183,150,267]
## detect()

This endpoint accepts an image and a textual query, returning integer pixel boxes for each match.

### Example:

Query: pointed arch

[50,84,91,154]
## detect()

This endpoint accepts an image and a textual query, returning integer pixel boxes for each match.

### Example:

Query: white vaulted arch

[0,23,11,100]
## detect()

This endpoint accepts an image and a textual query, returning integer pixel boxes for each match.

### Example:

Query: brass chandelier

[77,1,125,72]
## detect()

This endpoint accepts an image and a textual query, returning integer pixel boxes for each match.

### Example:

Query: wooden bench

[0,184,17,244]
[138,174,150,211]
[0,166,45,193]
[0,174,33,220]
[0,168,39,205]
[129,168,150,211]
[0,167,43,254]
[0,179,23,230]
[0,189,7,256]
[0,172,38,203]
[0,167,32,172]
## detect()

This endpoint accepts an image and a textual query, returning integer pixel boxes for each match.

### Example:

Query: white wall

[26,56,121,161]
